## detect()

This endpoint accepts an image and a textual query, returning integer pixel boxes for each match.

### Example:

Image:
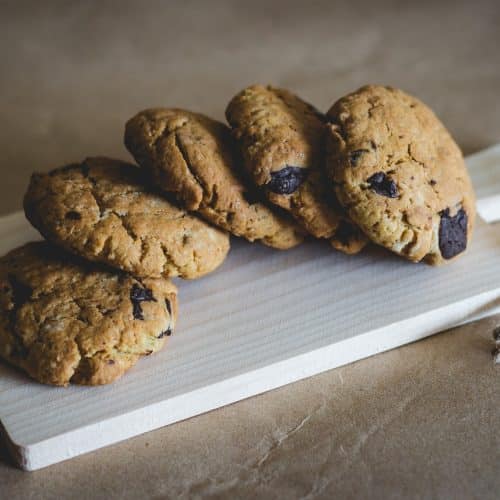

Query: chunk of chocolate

[130,284,155,302]
[438,208,468,259]
[130,284,156,320]
[157,328,172,339]
[267,166,308,195]
[65,211,82,220]
[132,302,144,320]
[367,172,399,198]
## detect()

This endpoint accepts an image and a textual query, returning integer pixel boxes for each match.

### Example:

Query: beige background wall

[1,0,500,216]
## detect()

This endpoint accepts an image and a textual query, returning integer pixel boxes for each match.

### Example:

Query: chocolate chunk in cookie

[130,284,157,320]
[367,172,399,198]
[326,85,476,265]
[267,166,308,195]
[226,84,366,253]
[438,208,468,259]
[0,242,178,386]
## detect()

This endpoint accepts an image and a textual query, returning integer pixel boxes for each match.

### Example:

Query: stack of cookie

[0,84,476,387]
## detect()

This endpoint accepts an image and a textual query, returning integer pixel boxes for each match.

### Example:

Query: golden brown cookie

[326,85,476,264]
[225,84,366,254]
[24,157,230,279]
[124,108,304,250]
[0,242,177,386]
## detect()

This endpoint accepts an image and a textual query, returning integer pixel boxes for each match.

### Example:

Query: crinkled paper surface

[1,0,500,498]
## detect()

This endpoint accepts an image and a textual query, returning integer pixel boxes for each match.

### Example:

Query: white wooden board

[1,147,499,471]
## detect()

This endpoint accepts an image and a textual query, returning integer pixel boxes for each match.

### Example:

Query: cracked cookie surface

[0,242,178,386]
[225,84,366,254]
[125,108,304,249]
[24,157,230,279]
[326,85,476,265]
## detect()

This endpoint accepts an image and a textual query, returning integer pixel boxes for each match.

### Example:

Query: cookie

[124,108,304,249]
[24,157,230,279]
[0,242,177,386]
[326,85,476,264]
[225,84,366,254]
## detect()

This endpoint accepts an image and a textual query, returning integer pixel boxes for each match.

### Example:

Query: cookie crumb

[492,327,500,364]
[493,326,500,341]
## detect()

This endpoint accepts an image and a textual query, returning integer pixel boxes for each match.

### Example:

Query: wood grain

[0,149,499,470]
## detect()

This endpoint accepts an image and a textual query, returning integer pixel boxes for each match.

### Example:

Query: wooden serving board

[1,145,499,471]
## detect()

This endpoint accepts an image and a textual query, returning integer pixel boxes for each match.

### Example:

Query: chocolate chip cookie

[225,84,366,254]
[0,242,177,386]
[124,108,304,249]
[24,157,230,279]
[326,85,476,264]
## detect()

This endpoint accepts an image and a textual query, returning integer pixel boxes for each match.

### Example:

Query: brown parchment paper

[1,1,499,498]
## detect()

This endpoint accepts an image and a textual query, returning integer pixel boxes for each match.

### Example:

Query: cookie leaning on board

[325,85,476,264]
[24,157,230,279]
[225,84,367,254]
[124,108,305,250]
[0,83,479,389]
[0,242,177,386]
